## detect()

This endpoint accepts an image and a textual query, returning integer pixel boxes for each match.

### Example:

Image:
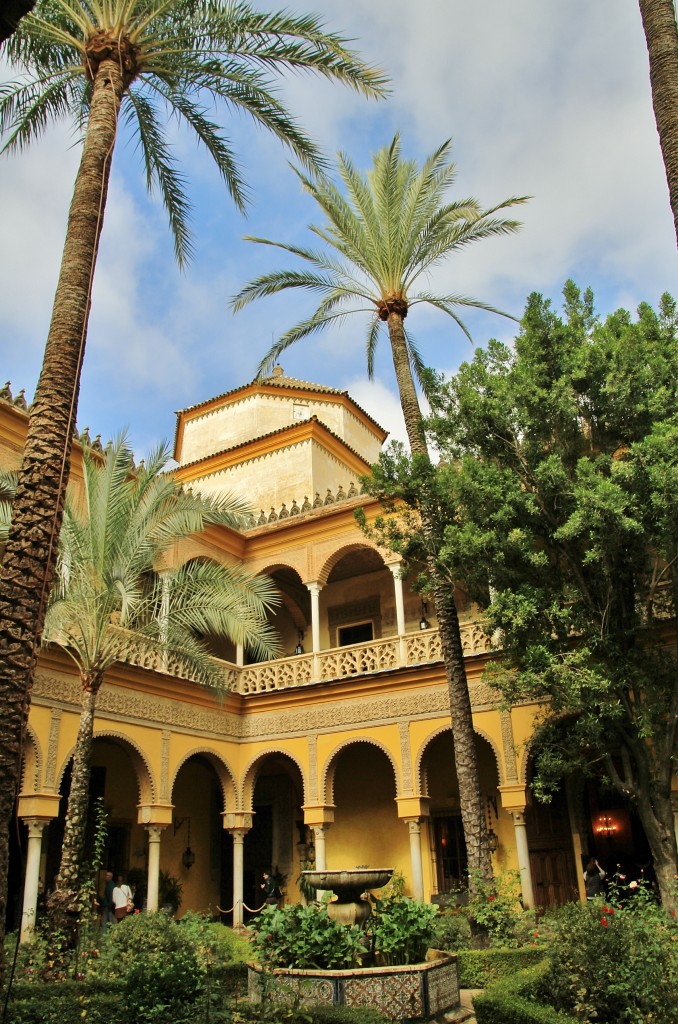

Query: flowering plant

[539,880,678,1023]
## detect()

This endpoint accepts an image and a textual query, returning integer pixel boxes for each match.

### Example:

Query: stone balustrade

[117,621,489,694]
[233,621,490,695]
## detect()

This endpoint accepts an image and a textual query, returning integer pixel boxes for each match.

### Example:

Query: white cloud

[1,1,676,460]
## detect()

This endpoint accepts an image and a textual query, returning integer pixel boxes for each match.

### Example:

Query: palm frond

[123,89,193,265]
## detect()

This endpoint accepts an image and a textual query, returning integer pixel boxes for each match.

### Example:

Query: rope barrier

[216,901,270,916]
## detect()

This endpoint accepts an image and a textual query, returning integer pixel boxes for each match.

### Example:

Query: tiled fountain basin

[247,951,459,1022]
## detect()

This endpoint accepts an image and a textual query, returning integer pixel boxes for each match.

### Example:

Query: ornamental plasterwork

[22,725,42,793]
[160,730,171,801]
[44,708,61,791]
[399,722,413,795]
[34,671,245,739]
[500,710,518,783]
[307,734,319,803]
[243,680,498,743]
[32,671,499,747]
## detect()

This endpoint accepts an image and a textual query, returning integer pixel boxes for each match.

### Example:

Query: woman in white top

[112,876,133,920]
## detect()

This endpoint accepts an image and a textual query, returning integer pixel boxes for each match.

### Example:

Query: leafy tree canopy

[367,282,678,904]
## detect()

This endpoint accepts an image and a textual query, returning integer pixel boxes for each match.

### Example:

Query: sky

[1,0,677,458]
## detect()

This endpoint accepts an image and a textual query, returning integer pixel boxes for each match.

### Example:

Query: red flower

[488,895,495,902]
[601,917,608,927]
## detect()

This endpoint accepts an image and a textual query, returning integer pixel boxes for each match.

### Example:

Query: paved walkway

[438,988,482,1023]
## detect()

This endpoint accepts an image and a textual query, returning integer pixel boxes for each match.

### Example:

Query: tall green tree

[0,0,385,954]
[638,0,678,247]
[3,436,280,925]
[423,283,678,909]
[231,135,527,878]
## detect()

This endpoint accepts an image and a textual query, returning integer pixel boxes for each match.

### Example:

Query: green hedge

[3,979,126,1024]
[3,977,388,1024]
[457,946,545,987]
[473,963,575,1024]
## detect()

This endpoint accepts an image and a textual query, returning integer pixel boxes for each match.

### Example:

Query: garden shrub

[250,902,366,970]
[2,979,126,1024]
[431,907,473,951]
[467,869,530,947]
[457,946,546,988]
[474,963,574,1024]
[91,911,204,1021]
[537,885,678,1024]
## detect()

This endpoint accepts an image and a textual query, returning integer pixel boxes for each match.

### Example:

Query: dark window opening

[338,621,373,646]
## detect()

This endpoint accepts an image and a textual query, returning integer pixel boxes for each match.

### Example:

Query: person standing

[260,870,278,906]
[112,875,133,922]
[101,870,116,929]
[584,857,606,899]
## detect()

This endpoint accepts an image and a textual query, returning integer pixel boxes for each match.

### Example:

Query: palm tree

[638,0,678,248]
[16,436,280,925]
[0,0,386,951]
[231,135,528,880]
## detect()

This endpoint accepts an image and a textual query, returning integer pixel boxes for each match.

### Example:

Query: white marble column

[388,563,407,664]
[306,582,323,679]
[236,642,244,667]
[231,829,247,928]
[511,811,535,909]
[313,825,328,870]
[20,820,46,943]
[145,825,165,912]
[406,819,425,901]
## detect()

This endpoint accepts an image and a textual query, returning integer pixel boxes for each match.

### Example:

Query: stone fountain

[249,866,460,1021]
[301,867,393,925]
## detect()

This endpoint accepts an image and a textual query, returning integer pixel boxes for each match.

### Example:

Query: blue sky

[1,0,677,459]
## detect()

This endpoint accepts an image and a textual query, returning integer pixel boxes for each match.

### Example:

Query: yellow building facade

[4,370,670,939]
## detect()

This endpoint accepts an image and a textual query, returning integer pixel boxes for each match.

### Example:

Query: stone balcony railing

[234,621,490,695]
[120,622,490,696]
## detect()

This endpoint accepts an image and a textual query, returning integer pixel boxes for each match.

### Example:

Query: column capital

[497,784,528,813]
[223,811,253,832]
[302,804,335,827]
[511,810,527,827]
[396,796,430,820]
[24,819,48,841]
[137,803,174,827]
[18,793,61,821]
[145,824,167,842]
[305,580,324,595]
[385,560,404,578]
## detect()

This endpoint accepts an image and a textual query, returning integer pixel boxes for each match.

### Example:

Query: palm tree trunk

[387,311,492,881]
[0,60,123,963]
[638,0,678,246]
[47,676,102,933]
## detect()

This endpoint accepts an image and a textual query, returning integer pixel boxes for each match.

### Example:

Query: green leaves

[250,903,365,970]
[42,434,281,689]
[231,134,527,389]
[1,0,388,265]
